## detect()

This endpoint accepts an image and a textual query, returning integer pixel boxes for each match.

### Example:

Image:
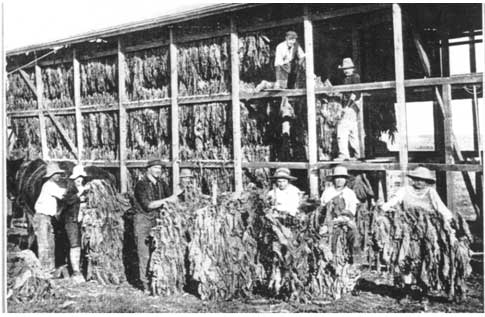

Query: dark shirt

[134,175,170,217]
[342,72,361,104]
[62,180,81,224]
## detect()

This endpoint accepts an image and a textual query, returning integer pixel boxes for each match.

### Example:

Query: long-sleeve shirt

[134,175,170,217]
[342,72,361,103]
[381,185,453,221]
[34,180,66,216]
[274,41,305,67]
[267,184,301,216]
[320,186,359,216]
[61,181,82,223]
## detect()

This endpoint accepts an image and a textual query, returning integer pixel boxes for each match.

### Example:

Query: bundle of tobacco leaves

[191,168,234,195]
[82,112,118,160]
[316,95,344,160]
[148,184,210,296]
[238,32,274,84]
[41,64,74,108]
[187,190,266,300]
[179,103,232,160]
[125,47,170,101]
[45,115,77,159]
[10,118,42,159]
[126,108,170,160]
[256,196,360,302]
[371,205,473,301]
[243,168,271,190]
[80,57,118,105]
[7,250,55,303]
[177,37,230,96]
[6,71,38,111]
[80,179,131,285]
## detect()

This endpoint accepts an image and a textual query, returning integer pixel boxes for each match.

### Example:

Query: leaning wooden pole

[35,63,49,160]
[230,18,243,195]
[392,4,408,185]
[170,28,180,192]
[304,5,319,198]
[73,48,83,162]
[118,38,128,193]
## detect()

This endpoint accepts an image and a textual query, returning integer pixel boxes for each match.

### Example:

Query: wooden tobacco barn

[5,3,484,222]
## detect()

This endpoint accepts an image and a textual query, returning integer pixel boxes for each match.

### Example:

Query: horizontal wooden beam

[311,3,389,23]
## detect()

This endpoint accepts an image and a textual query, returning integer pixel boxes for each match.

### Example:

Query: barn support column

[170,28,180,192]
[35,63,49,160]
[392,4,408,185]
[118,38,128,193]
[442,83,455,210]
[73,48,83,162]
[230,18,243,195]
[352,26,365,158]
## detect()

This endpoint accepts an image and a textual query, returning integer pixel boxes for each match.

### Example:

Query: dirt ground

[7,269,484,313]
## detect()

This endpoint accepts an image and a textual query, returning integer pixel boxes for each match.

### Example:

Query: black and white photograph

[1,0,484,313]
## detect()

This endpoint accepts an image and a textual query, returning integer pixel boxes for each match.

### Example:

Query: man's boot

[70,247,85,284]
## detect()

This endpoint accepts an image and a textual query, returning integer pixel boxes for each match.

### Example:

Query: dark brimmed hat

[270,167,297,181]
[285,31,298,39]
[407,166,435,183]
[147,159,163,168]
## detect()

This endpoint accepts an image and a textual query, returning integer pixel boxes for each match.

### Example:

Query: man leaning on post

[133,158,171,293]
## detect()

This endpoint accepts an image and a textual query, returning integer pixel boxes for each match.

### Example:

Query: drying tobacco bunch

[82,112,118,160]
[80,58,118,105]
[6,72,38,111]
[42,64,74,108]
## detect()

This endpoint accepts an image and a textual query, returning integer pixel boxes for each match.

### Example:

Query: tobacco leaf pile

[370,205,473,301]
[125,47,170,101]
[7,250,55,303]
[82,112,119,160]
[10,118,42,159]
[191,168,234,196]
[42,64,74,108]
[45,115,77,159]
[6,71,38,111]
[80,179,131,285]
[177,37,230,96]
[127,108,171,160]
[80,57,118,105]
[179,103,232,160]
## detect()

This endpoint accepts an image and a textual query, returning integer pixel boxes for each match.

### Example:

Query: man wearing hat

[274,31,305,89]
[336,57,362,160]
[34,163,67,272]
[267,168,302,219]
[320,166,360,262]
[133,159,171,292]
[62,164,90,283]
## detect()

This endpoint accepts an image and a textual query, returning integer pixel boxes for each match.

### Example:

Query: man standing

[336,57,362,160]
[134,159,171,292]
[34,163,66,273]
[274,31,305,89]
[267,168,302,223]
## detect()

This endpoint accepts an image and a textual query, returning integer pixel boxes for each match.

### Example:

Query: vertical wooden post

[352,27,365,158]
[304,5,318,198]
[170,28,180,192]
[392,4,408,185]
[35,63,48,160]
[73,48,83,162]
[118,38,128,193]
[230,18,243,195]
[442,83,455,209]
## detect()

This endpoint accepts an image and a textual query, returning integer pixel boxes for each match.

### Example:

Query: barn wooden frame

[5,3,483,219]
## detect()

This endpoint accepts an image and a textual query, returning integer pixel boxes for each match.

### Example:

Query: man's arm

[429,188,453,221]
[274,43,285,67]
[381,187,405,211]
[134,181,163,211]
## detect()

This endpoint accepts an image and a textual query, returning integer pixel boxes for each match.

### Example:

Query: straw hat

[407,166,435,183]
[147,159,163,168]
[338,57,355,69]
[70,164,87,179]
[270,167,297,181]
[44,163,64,178]
[329,166,350,178]
[180,168,194,179]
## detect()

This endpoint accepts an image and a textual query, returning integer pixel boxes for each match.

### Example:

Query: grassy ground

[8,269,483,313]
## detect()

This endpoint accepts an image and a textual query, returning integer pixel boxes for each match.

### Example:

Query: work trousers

[33,213,56,271]
[337,107,360,159]
[134,213,157,290]
[275,64,297,89]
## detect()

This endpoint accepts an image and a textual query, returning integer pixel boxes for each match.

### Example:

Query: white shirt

[320,186,358,215]
[274,41,305,67]
[34,180,66,216]
[267,183,301,216]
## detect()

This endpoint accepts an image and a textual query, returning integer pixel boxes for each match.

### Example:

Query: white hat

[270,167,297,181]
[338,57,355,70]
[407,166,435,183]
[330,166,350,178]
[70,164,87,179]
[44,163,64,178]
